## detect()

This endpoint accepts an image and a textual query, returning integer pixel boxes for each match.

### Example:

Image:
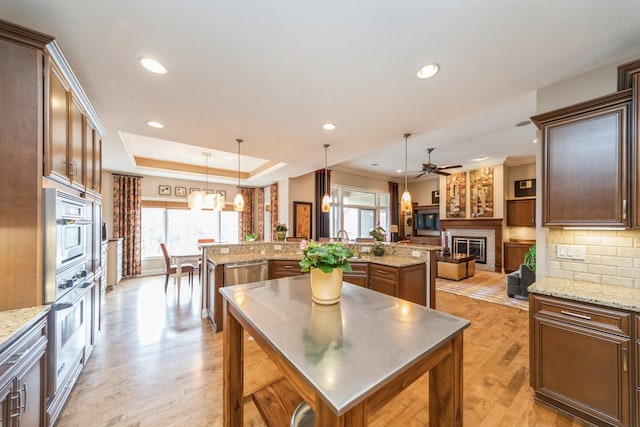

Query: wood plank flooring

[57,275,589,426]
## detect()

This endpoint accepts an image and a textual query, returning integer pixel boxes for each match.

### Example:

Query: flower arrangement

[368,223,386,242]
[244,233,258,241]
[275,222,288,232]
[299,240,353,273]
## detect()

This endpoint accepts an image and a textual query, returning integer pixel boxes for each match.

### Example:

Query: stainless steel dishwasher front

[224,260,269,285]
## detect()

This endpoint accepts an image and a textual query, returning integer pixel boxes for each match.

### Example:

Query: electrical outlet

[220,247,230,254]
[274,245,282,251]
[362,246,371,253]
[411,250,421,257]
[556,244,585,260]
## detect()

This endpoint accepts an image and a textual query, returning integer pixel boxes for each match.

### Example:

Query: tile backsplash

[548,228,640,288]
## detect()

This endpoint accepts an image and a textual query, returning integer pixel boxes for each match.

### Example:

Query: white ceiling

[2,1,640,186]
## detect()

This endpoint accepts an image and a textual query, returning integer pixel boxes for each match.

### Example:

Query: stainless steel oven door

[47,281,90,397]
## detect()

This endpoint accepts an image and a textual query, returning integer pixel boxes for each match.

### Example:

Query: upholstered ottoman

[437,261,467,281]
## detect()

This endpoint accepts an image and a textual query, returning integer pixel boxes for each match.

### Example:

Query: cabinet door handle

[20,384,27,412]
[69,161,75,177]
[623,347,628,372]
[560,310,591,320]
[623,199,627,221]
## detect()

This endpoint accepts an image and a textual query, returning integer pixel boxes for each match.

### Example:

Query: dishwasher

[224,260,269,285]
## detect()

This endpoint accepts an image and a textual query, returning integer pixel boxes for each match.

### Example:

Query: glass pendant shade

[233,192,244,212]
[321,193,331,212]
[234,138,244,212]
[188,191,203,210]
[401,189,412,212]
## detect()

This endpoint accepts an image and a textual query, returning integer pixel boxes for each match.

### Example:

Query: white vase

[310,268,343,305]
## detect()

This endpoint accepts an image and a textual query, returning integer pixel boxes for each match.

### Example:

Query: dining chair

[160,243,195,292]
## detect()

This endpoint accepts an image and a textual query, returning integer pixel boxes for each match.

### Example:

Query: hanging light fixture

[401,133,413,213]
[189,152,213,211]
[233,139,245,212]
[321,144,331,213]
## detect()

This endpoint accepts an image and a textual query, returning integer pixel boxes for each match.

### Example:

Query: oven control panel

[56,264,92,295]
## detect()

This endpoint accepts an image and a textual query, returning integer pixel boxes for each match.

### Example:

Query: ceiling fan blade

[413,172,426,179]
[433,169,451,176]
[437,164,462,170]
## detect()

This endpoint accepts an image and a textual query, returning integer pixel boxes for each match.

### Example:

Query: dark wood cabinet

[343,262,368,288]
[0,312,48,427]
[531,294,631,426]
[506,199,535,227]
[369,263,426,306]
[269,260,304,279]
[532,91,631,227]
[503,241,534,273]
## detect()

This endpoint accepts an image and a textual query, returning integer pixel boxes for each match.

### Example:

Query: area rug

[436,270,529,311]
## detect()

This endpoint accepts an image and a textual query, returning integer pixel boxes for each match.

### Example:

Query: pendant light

[233,139,245,212]
[401,133,413,213]
[189,152,212,211]
[321,144,331,213]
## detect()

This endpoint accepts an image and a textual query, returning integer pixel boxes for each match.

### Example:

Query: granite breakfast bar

[199,241,441,331]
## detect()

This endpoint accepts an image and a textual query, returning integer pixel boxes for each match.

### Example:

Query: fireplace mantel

[440,218,503,272]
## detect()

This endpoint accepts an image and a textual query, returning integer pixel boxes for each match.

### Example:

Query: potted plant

[369,223,387,256]
[299,240,353,304]
[274,223,288,241]
[244,233,258,242]
[524,244,536,274]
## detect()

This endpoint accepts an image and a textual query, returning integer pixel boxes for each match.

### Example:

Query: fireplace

[452,236,487,264]
[439,218,503,273]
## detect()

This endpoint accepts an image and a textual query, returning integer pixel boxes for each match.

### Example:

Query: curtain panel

[112,174,142,277]
[256,188,265,240]
[388,181,399,242]
[269,183,278,234]
[238,188,254,241]
[315,169,331,239]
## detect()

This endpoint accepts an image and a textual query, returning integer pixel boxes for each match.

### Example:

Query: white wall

[407,178,439,207]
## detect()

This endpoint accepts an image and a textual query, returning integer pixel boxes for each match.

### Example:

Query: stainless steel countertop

[220,276,470,414]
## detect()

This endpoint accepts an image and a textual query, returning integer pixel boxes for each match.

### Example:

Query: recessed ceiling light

[140,57,167,74]
[533,138,538,143]
[146,121,165,128]
[323,123,336,130]
[416,63,440,79]
[472,157,487,162]
[515,120,531,127]
[396,169,403,174]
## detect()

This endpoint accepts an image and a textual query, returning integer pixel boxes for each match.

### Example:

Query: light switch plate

[220,247,230,254]
[556,244,585,260]
[362,246,371,253]
[274,245,282,251]
[412,250,421,257]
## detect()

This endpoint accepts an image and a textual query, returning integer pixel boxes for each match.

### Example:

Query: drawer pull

[283,265,293,269]
[623,348,628,372]
[560,310,591,320]
[376,270,388,275]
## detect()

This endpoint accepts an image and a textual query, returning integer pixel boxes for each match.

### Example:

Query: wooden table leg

[315,397,367,426]
[429,332,463,426]
[223,301,244,427]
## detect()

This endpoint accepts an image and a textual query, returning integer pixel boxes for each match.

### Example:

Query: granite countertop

[529,277,640,312]
[207,252,426,268]
[0,305,50,352]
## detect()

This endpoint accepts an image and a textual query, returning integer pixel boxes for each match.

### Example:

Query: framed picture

[293,201,312,239]
[190,188,200,194]
[175,186,186,197]
[469,167,494,218]
[446,172,466,218]
[514,179,536,197]
[432,190,440,204]
[159,185,171,196]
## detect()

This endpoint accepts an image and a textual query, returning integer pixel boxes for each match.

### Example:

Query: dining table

[170,250,200,289]
[220,275,470,426]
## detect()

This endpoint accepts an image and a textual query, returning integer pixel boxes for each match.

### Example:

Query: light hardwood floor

[57,275,589,426]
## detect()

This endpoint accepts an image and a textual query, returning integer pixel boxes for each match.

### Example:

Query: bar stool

[290,401,315,427]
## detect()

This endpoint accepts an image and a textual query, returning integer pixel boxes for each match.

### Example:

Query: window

[330,187,389,240]
[141,207,239,258]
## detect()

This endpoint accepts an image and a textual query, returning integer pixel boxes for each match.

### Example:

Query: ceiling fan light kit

[401,133,412,213]
[413,147,462,179]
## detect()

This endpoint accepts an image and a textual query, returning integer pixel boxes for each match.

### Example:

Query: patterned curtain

[388,181,399,242]
[112,174,142,277]
[238,188,254,241]
[257,188,265,240]
[269,183,278,234]
[315,169,331,239]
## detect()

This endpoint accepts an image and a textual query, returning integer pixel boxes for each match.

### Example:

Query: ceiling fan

[413,148,462,178]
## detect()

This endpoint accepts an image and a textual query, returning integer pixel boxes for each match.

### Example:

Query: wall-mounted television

[415,209,440,231]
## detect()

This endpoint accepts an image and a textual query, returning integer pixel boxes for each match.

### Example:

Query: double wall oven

[43,189,93,398]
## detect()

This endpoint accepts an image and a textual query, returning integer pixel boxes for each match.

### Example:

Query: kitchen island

[200,241,441,331]
[221,276,470,426]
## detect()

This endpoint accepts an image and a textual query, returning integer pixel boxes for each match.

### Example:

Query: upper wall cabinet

[506,198,535,227]
[619,60,640,229]
[44,43,104,196]
[531,90,632,227]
